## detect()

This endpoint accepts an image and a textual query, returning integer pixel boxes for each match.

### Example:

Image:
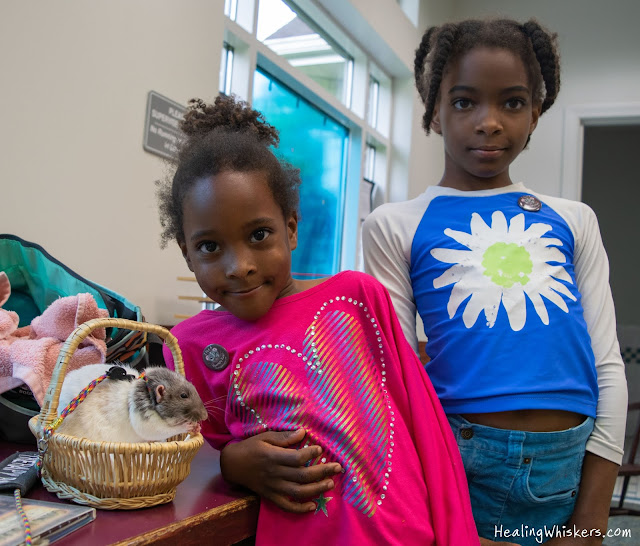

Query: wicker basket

[28,318,204,510]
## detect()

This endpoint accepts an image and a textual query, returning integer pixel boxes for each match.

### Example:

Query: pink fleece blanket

[0,271,108,404]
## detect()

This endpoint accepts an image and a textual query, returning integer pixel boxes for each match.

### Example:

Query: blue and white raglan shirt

[362,183,627,465]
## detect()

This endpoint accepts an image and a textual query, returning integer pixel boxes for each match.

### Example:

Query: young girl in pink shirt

[157,95,479,545]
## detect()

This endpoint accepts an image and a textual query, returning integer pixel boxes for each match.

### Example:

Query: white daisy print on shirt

[431,210,576,331]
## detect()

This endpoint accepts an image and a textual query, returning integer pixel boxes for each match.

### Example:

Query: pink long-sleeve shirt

[164,270,478,545]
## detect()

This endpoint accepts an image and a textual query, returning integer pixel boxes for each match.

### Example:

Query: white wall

[406,0,453,202]
[0,0,424,326]
[0,1,224,326]
[316,0,418,77]
[409,0,640,199]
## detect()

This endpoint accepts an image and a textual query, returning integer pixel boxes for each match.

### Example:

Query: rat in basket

[55,363,208,443]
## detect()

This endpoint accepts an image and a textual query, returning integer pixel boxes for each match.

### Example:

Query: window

[257,0,354,106]
[364,143,376,182]
[396,0,419,26]
[367,77,379,128]
[219,43,234,96]
[368,64,391,137]
[221,0,394,272]
[253,69,349,277]
[224,0,238,21]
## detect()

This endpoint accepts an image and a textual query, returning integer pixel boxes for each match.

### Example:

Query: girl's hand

[220,428,342,513]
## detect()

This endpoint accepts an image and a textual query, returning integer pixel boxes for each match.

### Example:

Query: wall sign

[143,91,186,160]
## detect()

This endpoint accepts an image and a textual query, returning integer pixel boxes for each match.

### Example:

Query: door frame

[561,103,640,201]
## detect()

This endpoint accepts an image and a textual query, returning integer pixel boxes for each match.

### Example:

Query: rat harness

[36,365,146,474]
[8,367,148,544]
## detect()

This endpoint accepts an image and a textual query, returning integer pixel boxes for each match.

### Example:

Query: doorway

[582,124,640,363]
[581,123,640,508]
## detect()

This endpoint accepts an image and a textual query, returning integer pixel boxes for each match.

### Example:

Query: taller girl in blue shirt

[363,18,627,546]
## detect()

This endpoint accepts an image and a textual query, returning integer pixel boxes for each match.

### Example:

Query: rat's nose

[193,405,208,422]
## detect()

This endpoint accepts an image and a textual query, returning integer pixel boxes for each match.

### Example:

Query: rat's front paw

[187,422,202,434]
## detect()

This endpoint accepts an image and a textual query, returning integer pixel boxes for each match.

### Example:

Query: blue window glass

[252,68,349,278]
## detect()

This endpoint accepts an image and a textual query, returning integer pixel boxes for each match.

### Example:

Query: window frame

[221,0,393,271]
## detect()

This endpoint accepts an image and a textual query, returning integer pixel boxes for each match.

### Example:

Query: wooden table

[1,441,259,545]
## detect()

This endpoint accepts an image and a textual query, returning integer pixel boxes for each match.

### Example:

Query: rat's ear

[154,384,166,404]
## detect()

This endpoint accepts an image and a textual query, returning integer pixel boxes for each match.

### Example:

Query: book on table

[0,494,96,546]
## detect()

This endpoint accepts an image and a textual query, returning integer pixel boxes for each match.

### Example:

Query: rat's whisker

[203,396,227,407]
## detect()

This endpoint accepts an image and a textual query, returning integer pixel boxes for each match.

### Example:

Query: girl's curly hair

[157,94,301,247]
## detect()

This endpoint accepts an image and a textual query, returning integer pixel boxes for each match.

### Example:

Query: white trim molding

[561,103,640,201]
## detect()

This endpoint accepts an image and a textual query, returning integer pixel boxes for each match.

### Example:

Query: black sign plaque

[143,91,186,160]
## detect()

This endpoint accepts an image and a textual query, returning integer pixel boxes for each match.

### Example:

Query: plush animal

[0,271,108,404]
[0,272,21,391]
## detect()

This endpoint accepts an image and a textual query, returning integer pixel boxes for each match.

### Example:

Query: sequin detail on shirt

[229,296,392,517]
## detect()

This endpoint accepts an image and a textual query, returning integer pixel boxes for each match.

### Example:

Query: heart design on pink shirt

[229,297,393,517]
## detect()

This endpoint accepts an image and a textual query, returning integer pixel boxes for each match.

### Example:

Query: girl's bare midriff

[462,409,586,432]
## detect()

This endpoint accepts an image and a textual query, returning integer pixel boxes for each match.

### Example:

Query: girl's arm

[220,428,342,513]
[162,332,342,513]
[376,281,480,544]
[572,203,627,466]
[546,452,618,545]
[362,203,422,352]
[550,202,627,544]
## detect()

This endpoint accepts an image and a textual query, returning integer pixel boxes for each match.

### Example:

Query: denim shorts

[448,414,594,546]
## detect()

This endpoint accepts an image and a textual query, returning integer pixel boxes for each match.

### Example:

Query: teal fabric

[0,235,144,364]
[1,236,109,326]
